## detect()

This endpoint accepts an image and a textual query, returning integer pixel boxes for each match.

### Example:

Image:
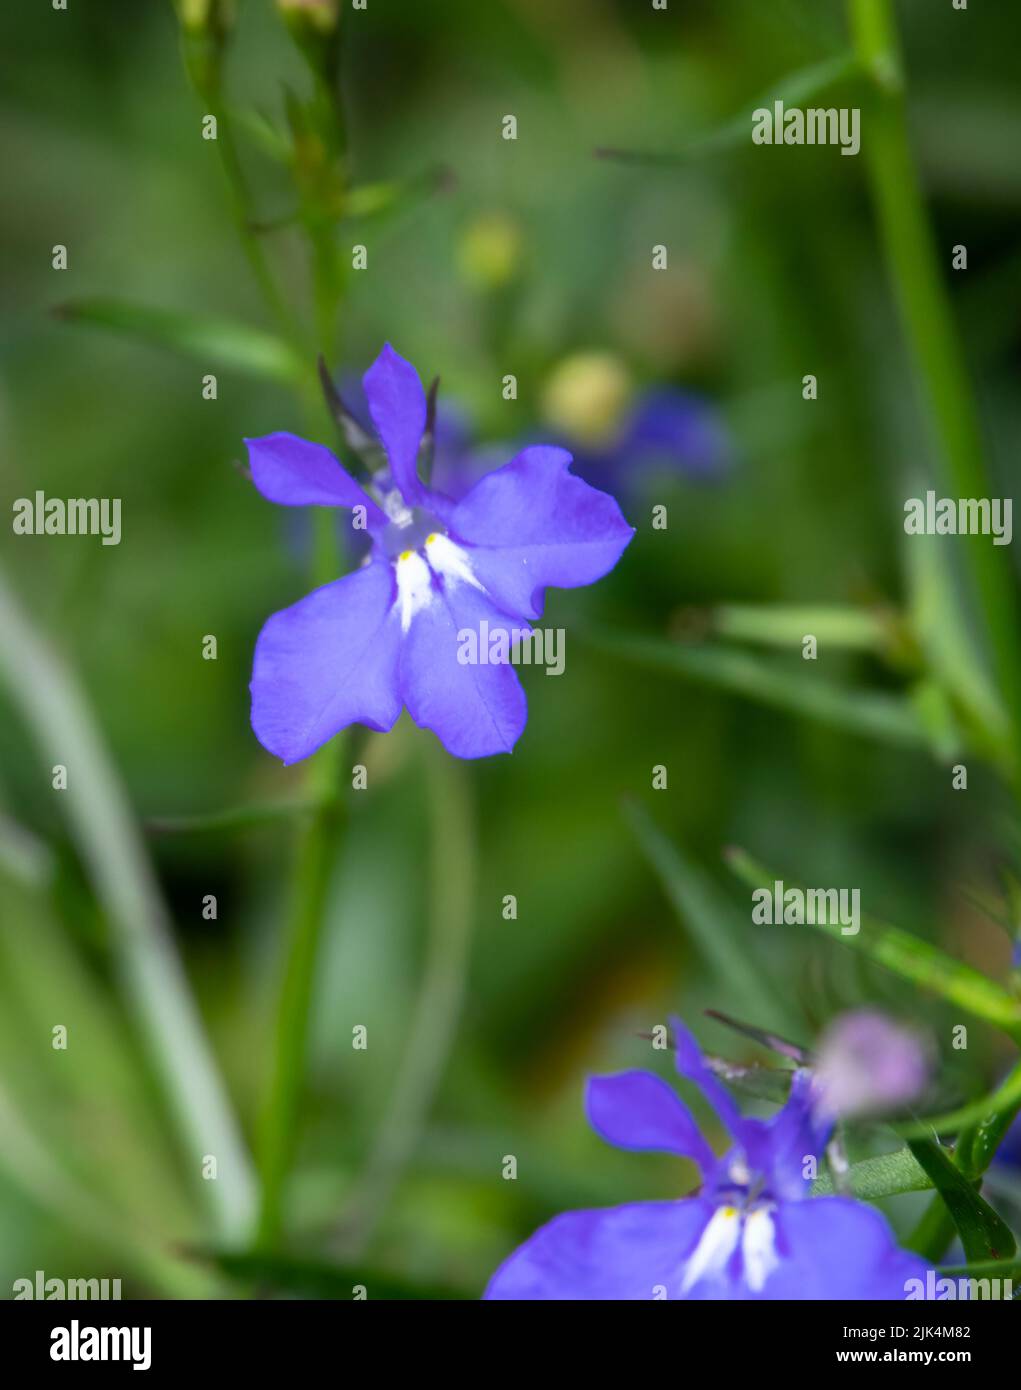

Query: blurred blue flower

[427,388,731,502]
[565,387,732,497]
[485,1016,928,1300]
[246,345,633,763]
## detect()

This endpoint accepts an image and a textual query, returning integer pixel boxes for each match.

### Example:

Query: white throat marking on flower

[395,550,432,632]
[679,1205,741,1294]
[424,533,486,592]
[740,1206,779,1293]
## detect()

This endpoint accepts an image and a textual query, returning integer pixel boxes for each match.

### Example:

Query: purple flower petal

[670,1015,749,1146]
[362,343,427,506]
[585,1071,716,1173]
[246,432,385,526]
[448,446,634,620]
[398,579,527,758]
[758,1197,931,1300]
[484,1199,714,1301]
[251,558,402,764]
[752,1069,831,1203]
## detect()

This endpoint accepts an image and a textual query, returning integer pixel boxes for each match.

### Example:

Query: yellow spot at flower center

[399,549,414,561]
[425,533,439,546]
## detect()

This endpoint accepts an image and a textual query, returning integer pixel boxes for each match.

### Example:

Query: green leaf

[55,298,303,383]
[597,53,862,165]
[906,1135,1016,1264]
[940,1256,1021,1281]
[593,631,932,751]
[624,801,792,1030]
[903,529,1010,763]
[726,848,1021,1038]
[813,1146,932,1200]
[711,602,896,654]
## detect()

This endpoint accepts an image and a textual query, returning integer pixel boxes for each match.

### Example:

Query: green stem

[336,744,476,1257]
[255,738,343,1252]
[214,103,297,341]
[847,0,1021,786]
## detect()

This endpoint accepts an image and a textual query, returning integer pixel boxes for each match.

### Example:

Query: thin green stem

[335,744,476,1257]
[255,741,343,1251]
[211,100,299,344]
[847,0,1021,786]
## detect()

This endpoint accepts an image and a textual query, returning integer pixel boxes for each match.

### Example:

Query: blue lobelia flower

[246,345,634,762]
[485,1018,930,1300]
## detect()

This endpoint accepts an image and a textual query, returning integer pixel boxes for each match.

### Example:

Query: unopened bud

[276,0,340,36]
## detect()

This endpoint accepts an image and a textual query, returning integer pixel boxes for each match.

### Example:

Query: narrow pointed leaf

[727,847,1021,1038]
[906,1135,1016,1263]
[594,632,932,751]
[56,298,303,383]
[625,801,791,1029]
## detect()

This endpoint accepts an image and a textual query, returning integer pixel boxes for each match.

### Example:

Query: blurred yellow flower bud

[176,0,232,37]
[174,0,233,97]
[276,0,339,34]
[457,213,522,290]
[541,353,633,446]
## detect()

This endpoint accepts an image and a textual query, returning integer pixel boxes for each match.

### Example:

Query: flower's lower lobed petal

[398,579,528,759]
[483,1199,715,1300]
[747,1197,931,1301]
[585,1071,717,1175]
[250,558,401,764]
[245,432,386,529]
[448,445,634,620]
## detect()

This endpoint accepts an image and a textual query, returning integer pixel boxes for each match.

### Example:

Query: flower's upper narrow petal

[245,432,386,527]
[448,446,634,620]
[398,575,527,759]
[670,1016,750,1147]
[251,558,401,764]
[757,1197,931,1300]
[756,1068,832,1202]
[585,1071,716,1174]
[484,1199,715,1301]
[362,343,427,506]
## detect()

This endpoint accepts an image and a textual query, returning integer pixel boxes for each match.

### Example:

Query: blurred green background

[1,0,1020,1298]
